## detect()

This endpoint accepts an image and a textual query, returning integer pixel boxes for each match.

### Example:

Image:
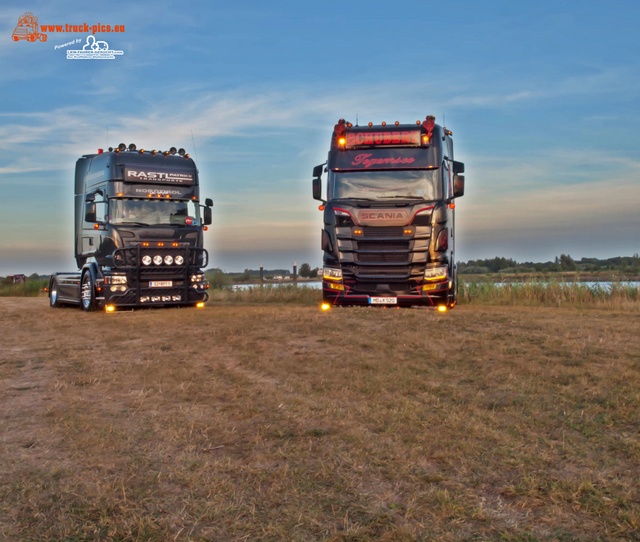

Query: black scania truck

[49,143,213,312]
[312,116,465,310]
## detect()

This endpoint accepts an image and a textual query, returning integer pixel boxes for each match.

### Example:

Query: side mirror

[203,206,212,225]
[453,175,465,198]
[85,202,97,223]
[312,164,324,178]
[453,161,465,175]
[205,198,213,207]
[312,176,323,201]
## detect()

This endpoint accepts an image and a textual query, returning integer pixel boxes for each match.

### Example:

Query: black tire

[81,272,98,312]
[49,278,62,308]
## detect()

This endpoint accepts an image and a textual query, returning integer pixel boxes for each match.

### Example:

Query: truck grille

[111,245,208,305]
[338,225,431,288]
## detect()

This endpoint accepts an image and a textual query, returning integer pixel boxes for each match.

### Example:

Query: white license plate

[150,281,172,288]
[369,297,397,305]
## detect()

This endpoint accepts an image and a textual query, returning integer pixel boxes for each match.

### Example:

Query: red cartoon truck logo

[12,12,47,43]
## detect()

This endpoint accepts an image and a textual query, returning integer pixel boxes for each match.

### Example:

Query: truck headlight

[153,255,163,266]
[142,255,152,266]
[164,255,174,265]
[323,267,342,281]
[424,266,448,281]
[175,255,184,265]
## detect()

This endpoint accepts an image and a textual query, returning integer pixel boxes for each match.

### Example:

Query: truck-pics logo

[11,12,47,42]
[11,12,126,60]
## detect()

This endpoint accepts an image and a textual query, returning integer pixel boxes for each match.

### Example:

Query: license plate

[150,281,172,288]
[369,297,397,305]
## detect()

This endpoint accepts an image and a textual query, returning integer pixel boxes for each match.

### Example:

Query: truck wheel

[50,278,62,308]
[81,272,97,312]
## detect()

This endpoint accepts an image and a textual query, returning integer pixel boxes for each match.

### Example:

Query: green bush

[0,278,48,297]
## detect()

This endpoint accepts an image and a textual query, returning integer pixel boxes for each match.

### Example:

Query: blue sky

[1,0,639,275]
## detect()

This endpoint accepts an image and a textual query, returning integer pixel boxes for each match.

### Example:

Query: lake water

[229,281,639,291]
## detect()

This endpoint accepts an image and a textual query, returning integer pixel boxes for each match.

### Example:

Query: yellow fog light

[437,305,448,313]
[105,304,116,313]
[329,283,344,291]
[320,302,332,311]
[196,302,205,309]
[422,284,438,291]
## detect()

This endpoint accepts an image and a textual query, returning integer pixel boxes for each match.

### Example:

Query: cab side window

[94,191,108,222]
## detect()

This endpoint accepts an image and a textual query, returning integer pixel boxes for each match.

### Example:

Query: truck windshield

[329,169,442,201]
[110,199,201,226]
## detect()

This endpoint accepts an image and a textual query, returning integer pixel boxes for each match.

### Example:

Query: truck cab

[50,144,213,311]
[313,116,465,309]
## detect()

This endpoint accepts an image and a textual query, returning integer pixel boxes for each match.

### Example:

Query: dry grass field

[1,297,639,541]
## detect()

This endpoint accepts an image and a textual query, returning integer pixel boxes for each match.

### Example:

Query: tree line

[458,254,640,275]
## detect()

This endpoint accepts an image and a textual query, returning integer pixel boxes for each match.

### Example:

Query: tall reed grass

[207,284,322,305]
[460,278,639,309]
[0,278,48,297]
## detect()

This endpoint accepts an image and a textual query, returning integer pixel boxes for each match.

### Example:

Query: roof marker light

[97,148,103,154]
[368,122,373,127]
[395,121,399,126]
[382,121,386,126]
[138,149,145,154]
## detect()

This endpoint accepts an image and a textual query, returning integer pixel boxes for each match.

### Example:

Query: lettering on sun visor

[124,168,194,184]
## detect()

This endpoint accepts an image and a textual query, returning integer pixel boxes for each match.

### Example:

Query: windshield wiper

[332,197,376,201]
[114,221,149,226]
[377,196,425,200]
